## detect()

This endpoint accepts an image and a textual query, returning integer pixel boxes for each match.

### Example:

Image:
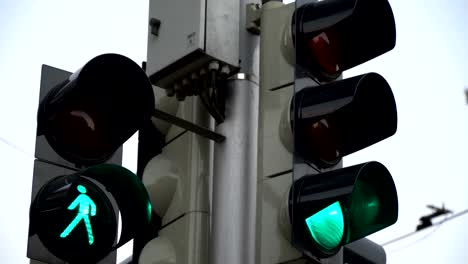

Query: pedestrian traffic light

[29,54,160,264]
[257,0,398,262]
[29,164,154,264]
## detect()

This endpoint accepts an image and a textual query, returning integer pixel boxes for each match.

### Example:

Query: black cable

[388,222,442,254]
[381,208,468,247]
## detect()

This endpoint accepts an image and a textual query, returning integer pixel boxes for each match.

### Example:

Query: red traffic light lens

[294,73,397,168]
[48,109,111,163]
[306,29,343,80]
[294,0,396,81]
[300,117,341,167]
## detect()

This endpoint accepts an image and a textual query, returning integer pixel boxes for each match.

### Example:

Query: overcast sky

[1,0,468,263]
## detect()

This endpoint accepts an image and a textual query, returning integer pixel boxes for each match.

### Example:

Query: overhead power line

[381,208,468,247]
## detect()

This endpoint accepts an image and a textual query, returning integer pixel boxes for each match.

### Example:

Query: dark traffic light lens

[295,73,397,168]
[300,117,341,166]
[38,54,155,165]
[49,109,110,162]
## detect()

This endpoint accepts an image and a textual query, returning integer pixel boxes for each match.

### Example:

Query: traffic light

[28,54,159,263]
[257,0,398,262]
[291,0,398,259]
[29,164,154,263]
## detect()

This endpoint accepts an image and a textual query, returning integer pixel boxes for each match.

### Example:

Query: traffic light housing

[257,0,399,262]
[291,0,398,259]
[29,54,160,263]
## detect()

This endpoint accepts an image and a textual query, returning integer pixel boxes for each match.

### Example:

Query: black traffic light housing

[29,55,161,264]
[290,0,399,259]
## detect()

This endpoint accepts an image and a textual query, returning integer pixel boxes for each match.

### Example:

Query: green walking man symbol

[60,184,96,245]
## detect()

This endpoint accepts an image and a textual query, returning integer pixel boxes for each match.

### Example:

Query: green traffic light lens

[305,201,344,250]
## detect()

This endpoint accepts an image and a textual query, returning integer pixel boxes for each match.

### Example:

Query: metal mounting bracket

[152,108,225,142]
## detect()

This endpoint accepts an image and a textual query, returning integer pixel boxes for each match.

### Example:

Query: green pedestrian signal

[60,185,97,245]
[29,164,156,263]
[30,175,117,263]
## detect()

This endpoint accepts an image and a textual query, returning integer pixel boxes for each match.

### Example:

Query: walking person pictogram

[60,184,97,245]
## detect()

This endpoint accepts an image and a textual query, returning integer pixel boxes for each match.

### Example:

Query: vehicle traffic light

[257,0,399,262]
[291,0,398,259]
[28,54,160,264]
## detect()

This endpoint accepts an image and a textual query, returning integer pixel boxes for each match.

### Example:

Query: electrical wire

[387,218,443,254]
[381,208,468,247]
[0,136,34,159]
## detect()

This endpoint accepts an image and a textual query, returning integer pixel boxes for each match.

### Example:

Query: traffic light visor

[295,73,397,167]
[346,162,398,243]
[294,0,396,80]
[37,54,155,165]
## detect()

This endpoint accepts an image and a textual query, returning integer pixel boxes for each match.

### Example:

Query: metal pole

[210,0,260,262]
[211,77,259,264]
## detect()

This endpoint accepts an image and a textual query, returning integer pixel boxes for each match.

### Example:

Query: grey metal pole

[211,78,258,264]
[210,0,260,263]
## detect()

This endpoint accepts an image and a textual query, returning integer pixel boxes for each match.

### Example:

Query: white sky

[1,0,468,263]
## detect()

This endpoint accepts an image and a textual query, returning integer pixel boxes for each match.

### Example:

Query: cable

[388,218,443,254]
[0,136,34,159]
[381,208,468,247]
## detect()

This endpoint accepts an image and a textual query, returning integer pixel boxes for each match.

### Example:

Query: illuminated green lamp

[305,201,344,250]
[59,184,97,245]
[29,164,155,263]
[290,161,398,258]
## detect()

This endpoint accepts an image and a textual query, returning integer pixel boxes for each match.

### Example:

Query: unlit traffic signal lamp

[37,54,155,166]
